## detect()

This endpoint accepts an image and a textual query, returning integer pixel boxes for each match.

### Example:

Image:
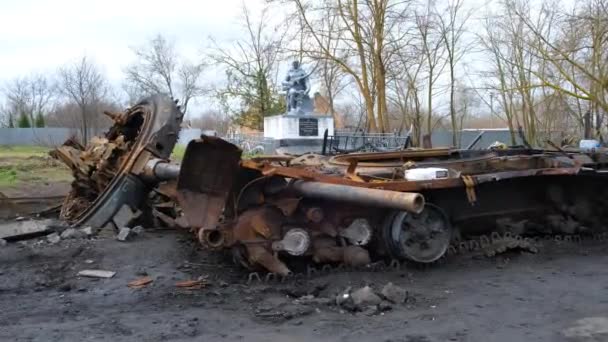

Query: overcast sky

[0,0,266,86]
[0,0,500,117]
[0,0,544,117]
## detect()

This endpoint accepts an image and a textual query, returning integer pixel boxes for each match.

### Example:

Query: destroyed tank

[52,95,608,276]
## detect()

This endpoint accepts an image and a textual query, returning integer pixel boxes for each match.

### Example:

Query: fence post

[321,129,328,155]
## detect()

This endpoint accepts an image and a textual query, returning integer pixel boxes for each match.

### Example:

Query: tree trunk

[81,106,88,143]
[427,68,433,135]
[449,62,457,147]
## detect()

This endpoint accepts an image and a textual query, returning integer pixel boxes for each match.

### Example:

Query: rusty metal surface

[52,94,184,228]
[176,136,242,236]
[241,158,581,192]
[290,180,425,213]
[163,138,608,274]
[329,148,454,166]
[51,119,608,276]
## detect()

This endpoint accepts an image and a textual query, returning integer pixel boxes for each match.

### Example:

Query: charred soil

[1,227,607,341]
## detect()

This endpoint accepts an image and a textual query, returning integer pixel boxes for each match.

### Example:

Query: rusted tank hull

[52,96,608,275]
[172,138,608,275]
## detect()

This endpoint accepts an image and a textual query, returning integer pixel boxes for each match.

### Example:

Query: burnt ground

[1,227,608,342]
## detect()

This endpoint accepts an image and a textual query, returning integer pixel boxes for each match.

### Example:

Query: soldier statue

[282,60,311,114]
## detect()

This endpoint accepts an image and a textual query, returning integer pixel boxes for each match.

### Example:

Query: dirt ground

[1,225,608,342]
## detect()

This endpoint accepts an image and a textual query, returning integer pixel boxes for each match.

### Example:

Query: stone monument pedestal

[264,115,334,154]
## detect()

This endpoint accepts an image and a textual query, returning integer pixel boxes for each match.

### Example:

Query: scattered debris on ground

[128,276,153,289]
[175,279,206,289]
[46,232,60,244]
[60,227,86,239]
[131,225,145,235]
[1,220,608,341]
[335,285,399,314]
[381,282,408,304]
[116,227,132,242]
[77,269,116,278]
[0,219,53,240]
[81,226,95,236]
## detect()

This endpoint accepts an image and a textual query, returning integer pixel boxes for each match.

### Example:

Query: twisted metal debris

[51,94,184,228]
[51,93,608,278]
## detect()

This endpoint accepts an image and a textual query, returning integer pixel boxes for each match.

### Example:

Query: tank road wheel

[53,94,184,228]
[383,204,452,263]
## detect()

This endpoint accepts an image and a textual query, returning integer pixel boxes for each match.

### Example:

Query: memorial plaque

[299,118,318,136]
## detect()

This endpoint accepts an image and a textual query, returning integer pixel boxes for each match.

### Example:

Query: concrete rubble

[60,228,85,239]
[0,219,53,240]
[254,296,315,322]
[116,227,132,242]
[351,286,382,307]
[77,270,116,278]
[335,285,399,313]
[131,226,145,235]
[46,233,61,244]
[294,295,333,306]
[381,282,408,304]
[113,205,137,229]
[81,226,94,236]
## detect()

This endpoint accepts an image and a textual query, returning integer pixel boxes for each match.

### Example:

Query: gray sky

[0,0,493,117]
[0,0,559,120]
[0,0,265,85]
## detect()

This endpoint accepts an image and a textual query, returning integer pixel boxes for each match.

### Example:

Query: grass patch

[0,145,51,158]
[171,144,186,161]
[0,145,72,189]
[0,167,18,186]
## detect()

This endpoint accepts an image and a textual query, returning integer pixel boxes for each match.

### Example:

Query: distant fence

[224,132,275,154]
[0,127,208,147]
[431,130,523,149]
[326,129,524,152]
[0,128,82,146]
[326,132,411,153]
[0,127,527,150]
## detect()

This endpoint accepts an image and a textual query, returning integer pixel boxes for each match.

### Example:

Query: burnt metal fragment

[51,94,184,228]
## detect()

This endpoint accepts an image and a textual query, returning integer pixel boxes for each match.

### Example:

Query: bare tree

[415,0,448,136]
[57,56,108,142]
[478,6,525,145]
[513,0,608,139]
[124,34,205,114]
[207,5,286,130]
[0,103,14,128]
[315,7,350,121]
[473,0,601,143]
[2,74,54,128]
[437,0,471,146]
[45,99,117,133]
[387,41,425,145]
[188,109,232,135]
[287,0,412,132]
